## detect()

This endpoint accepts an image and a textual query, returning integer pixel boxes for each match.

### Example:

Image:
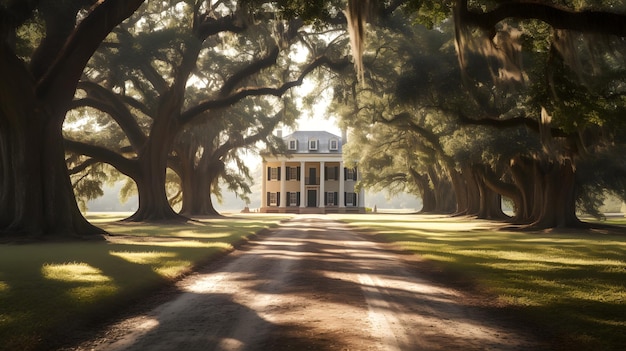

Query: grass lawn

[331,213,626,351]
[0,213,291,351]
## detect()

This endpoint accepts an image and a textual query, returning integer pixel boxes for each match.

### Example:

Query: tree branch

[180,55,350,125]
[457,0,626,37]
[219,19,304,96]
[64,139,138,179]
[455,111,570,138]
[74,81,148,149]
[67,157,99,175]
[36,0,146,109]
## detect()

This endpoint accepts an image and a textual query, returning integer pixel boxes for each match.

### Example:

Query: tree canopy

[2,0,626,236]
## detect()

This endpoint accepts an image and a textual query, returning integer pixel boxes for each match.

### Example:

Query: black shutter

[334,192,338,206]
[344,168,347,180]
[344,192,347,206]
[324,192,327,205]
[353,167,358,180]
[334,167,339,180]
[286,167,290,181]
[286,192,290,206]
[277,192,280,206]
[355,193,357,206]
[324,166,328,180]
[267,192,271,206]
[267,167,271,181]
[297,166,301,180]
[297,192,301,206]
[277,167,281,181]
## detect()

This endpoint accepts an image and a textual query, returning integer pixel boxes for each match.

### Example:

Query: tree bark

[530,159,582,229]
[460,165,481,216]
[509,156,536,223]
[473,164,508,220]
[0,43,103,237]
[183,164,223,217]
[179,148,223,217]
[0,0,145,237]
[125,100,184,222]
[409,168,436,213]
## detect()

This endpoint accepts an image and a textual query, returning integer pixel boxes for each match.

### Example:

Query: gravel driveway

[67,215,546,351]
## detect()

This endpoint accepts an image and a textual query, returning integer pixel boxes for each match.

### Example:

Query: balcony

[305,177,320,185]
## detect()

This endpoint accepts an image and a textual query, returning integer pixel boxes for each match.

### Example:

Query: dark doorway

[307,190,317,207]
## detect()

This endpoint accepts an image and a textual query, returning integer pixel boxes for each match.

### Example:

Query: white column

[319,161,325,208]
[358,187,365,208]
[358,167,365,208]
[300,161,305,208]
[339,161,345,208]
[261,161,267,209]
[280,161,286,208]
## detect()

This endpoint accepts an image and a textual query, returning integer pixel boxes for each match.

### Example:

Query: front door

[307,190,317,207]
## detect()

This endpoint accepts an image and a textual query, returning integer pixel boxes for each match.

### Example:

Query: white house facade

[260,131,365,214]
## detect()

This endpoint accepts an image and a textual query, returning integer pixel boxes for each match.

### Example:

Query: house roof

[283,131,343,154]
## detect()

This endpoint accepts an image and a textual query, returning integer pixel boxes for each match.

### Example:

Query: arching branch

[35,0,146,105]
[180,55,350,125]
[457,0,626,37]
[74,81,148,149]
[64,139,138,179]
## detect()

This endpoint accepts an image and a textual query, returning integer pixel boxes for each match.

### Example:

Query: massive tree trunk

[425,166,456,214]
[473,164,508,220]
[179,152,223,217]
[409,167,436,213]
[418,179,437,213]
[0,0,145,237]
[459,165,481,216]
[125,104,183,222]
[0,44,102,237]
[531,159,581,228]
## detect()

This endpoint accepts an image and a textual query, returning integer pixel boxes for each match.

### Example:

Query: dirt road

[72,215,545,350]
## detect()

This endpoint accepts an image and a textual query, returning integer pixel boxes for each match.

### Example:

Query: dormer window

[309,139,318,150]
[329,139,338,151]
[288,139,297,150]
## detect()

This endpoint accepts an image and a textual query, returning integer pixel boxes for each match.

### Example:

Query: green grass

[331,213,626,351]
[0,213,290,351]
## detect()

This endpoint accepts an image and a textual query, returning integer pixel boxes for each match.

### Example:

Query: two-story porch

[260,158,365,214]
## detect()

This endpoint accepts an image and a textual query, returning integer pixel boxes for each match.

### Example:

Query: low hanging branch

[67,157,99,175]
[64,139,139,179]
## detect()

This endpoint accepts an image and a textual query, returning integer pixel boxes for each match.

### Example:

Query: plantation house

[260,130,365,213]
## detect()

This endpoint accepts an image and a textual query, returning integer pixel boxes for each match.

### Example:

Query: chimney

[276,129,282,138]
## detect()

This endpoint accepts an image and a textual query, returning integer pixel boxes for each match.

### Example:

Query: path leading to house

[68,215,545,351]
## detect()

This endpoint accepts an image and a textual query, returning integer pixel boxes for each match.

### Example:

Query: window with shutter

[269,193,277,206]
[346,168,354,181]
[326,192,335,206]
[289,167,298,180]
[289,192,298,206]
